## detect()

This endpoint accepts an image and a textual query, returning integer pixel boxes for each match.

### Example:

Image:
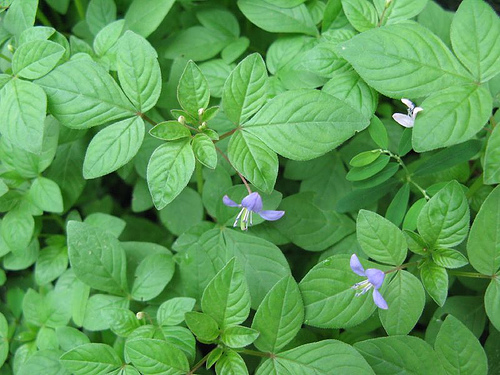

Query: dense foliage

[0,0,499,374]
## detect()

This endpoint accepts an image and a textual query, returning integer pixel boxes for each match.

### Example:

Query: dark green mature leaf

[86,0,116,35]
[184,311,220,342]
[339,22,472,98]
[386,183,410,226]
[434,315,488,375]
[94,19,125,56]
[228,130,278,193]
[12,40,65,79]
[485,278,500,330]
[131,253,175,301]
[35,245,68,285]
[60,343,122,375]
[245,89,369,160]
[67,221,128,296]
[124,0,175,38]
[238,0,318,37]
[252,276,304,353]
[420,260,448,306]
[0,79,46,154]
[355,336,445,375]
[29,177,64,213]
[157,297,196,326]
[342,0,378,32]
[347,154,390,181]
[36,59,135,129]
[3,0,37,36]
[22,289,71,328]
[0,313,8,368]
[484,125,500,184]
[450,0,500,82]
[1,206,34,255]
[467,185,500,275]
[17,350,69,375]
[147,140,195,209]
[83,117,145,179]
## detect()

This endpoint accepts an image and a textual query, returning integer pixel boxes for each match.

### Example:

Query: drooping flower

[350,254,388,309]
[223,192,285,231]
[392,98,423,128]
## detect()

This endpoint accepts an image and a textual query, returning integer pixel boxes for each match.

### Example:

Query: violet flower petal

[365,268,385,289]
[372,289,388,310]
[258,210,285,221]
[241,192,263,212]
[223,195,240,207]
[350,254,365,277]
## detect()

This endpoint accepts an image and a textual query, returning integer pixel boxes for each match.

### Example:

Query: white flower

[392,98,423,128]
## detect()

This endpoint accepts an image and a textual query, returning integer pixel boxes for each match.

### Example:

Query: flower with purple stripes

[350,254,388,310]
[223,192,285,231]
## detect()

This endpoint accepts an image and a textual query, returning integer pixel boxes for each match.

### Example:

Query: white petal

[401,98,415,110]
[392,113,414,128]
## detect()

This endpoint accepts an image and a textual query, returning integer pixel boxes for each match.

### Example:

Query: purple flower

[392,98,423,128]
[350,254,388,310]
[223,192,285,231]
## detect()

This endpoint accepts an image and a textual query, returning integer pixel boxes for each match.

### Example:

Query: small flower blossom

[223,192,285,231]
[350,254,388,310]
[392,98,423,128]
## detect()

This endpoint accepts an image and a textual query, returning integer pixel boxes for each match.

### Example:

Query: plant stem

[447,270,493,279]
[0,53,11,63]
[216,146,252,194]
[74,0,85,20]
[217,127,240,142]
[187,352,211,375]
[238,349,272,358]
[195,161,204,194]
[385,261,419,274]
[138,113,157,127]
[466,175,484,199]
[36,9,53,27]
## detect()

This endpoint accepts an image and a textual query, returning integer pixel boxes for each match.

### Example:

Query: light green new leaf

[355,336,445,375]
[223,53,268,125]
[83,117,145,179]
[150,121,191,141]
[342,0,378,32]
[0,313,7,368]
[252,276,304,353]
[117,31,161,112]
[192,133,217,169]
[484,122,500,184]
[12,40,65,79]
[413,85,492,152]
[147,140,195,209]
[244,89,369,160]
[432,248,468,269]
[228,130,278,193]
[450,0,500,82]
[420,260,448,306]
[435,315,488,375]
[357,210,407,266]
[131,253,175,301]
[0,79,46,154]
[184,311,220,342]
[60,343,122,375]
[485,278,500,330]
[3,0,37,36]
[94,20,125,56]
[201,258,251,329]
[373,0,428,25]
[125,338,189,375]
[104,308,141,337]
[299,255,377,328]
[467,185,500,275]
[379,271,425,335]
[35,245,68,285]
[36,59,135,129]
[22,289,71,328]
[216,350,249,375]
[417,181,469,248]
[178,61,210,117]
[29,177,64,213]
[157,297,196,326]
[67,221,128,296]
[86,0,116,35]
[257,340,374,375]
[124,0,175,38]
[1,206,34,255]
[238,0,318,36]
[338,22,472,98]
[221,326,259,348]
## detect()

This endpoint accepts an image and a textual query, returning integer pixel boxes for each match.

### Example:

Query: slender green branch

[377,0,391,27]
[187,352,211,375]
[385,261,419,274]
[466,175,484,199]
[215,146,252,194]
[0,53,11,63]
[195,161,204,194]
[447,270,493,279]
[74,0,86,20]
[217,127,240,142]
[36,9,53,27]
[238,349,273,358]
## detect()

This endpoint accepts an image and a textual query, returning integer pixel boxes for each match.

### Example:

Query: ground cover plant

[0,0,499,373]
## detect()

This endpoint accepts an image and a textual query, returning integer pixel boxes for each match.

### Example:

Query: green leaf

[354,336,445,375]
[131,253,175,301]
[434,315,488,375]
[420,260,448,306]
[222,53,268,125]
[346,154,390,181]
[484,124,500,184]
[3,0,37,36]
[85,213,126,238]
[467,185,500,275]
[252,276,304,353]
[1,206,34,255]
[125,338,189,375]
[228,130,278,193]
[56,327,90,352]
[386,183,410,227]
[0,79,46,154]
[201,258,251,329]
[82,294,128,331]
[157,297,196,326]
[342,0,378,32]
[147,140,195,209]
[432,248,468,269]
[0,313,7,368]
[124,0,175,38]
[350,150,382,167]
[338,22,472,98]
[184,312,220,342]
[413,85,492,152]
[149,121,191,141]
[417,180,469,248]
[244,89,369,160]
[178,61,210,118]
[299,255,377,328]
[116,31,161,112]
[12,40,65,79]
[379,270,425,335]
[86,0,116,35]
[357,210,407,266]
[36,59,135,129]
[373,0,428,25]
[159,187,203,236]
[216,350,249,375]
[368,115,389,149]
[67,221,128,296]
[18,350,69,375]
[22,289,71,328]
[257,340,374,375]
[35,245,68,285]
[192,133,217,169]
[450,0,500,82]
[221,37,249,64]
[238,0,318,37]
[197,8,240,38]
[221,326,259,348]
[28,177,63,213]
[94,19,125,56]
[83,117,145,179]
[60,343,122,375]
[105,308,141,337]
[485,278,500,331]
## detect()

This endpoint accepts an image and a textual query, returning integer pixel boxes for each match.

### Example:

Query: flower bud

[7,44,14,53]
[136,311,146,320]
[177,115,186,125]
[198,108,205,116]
